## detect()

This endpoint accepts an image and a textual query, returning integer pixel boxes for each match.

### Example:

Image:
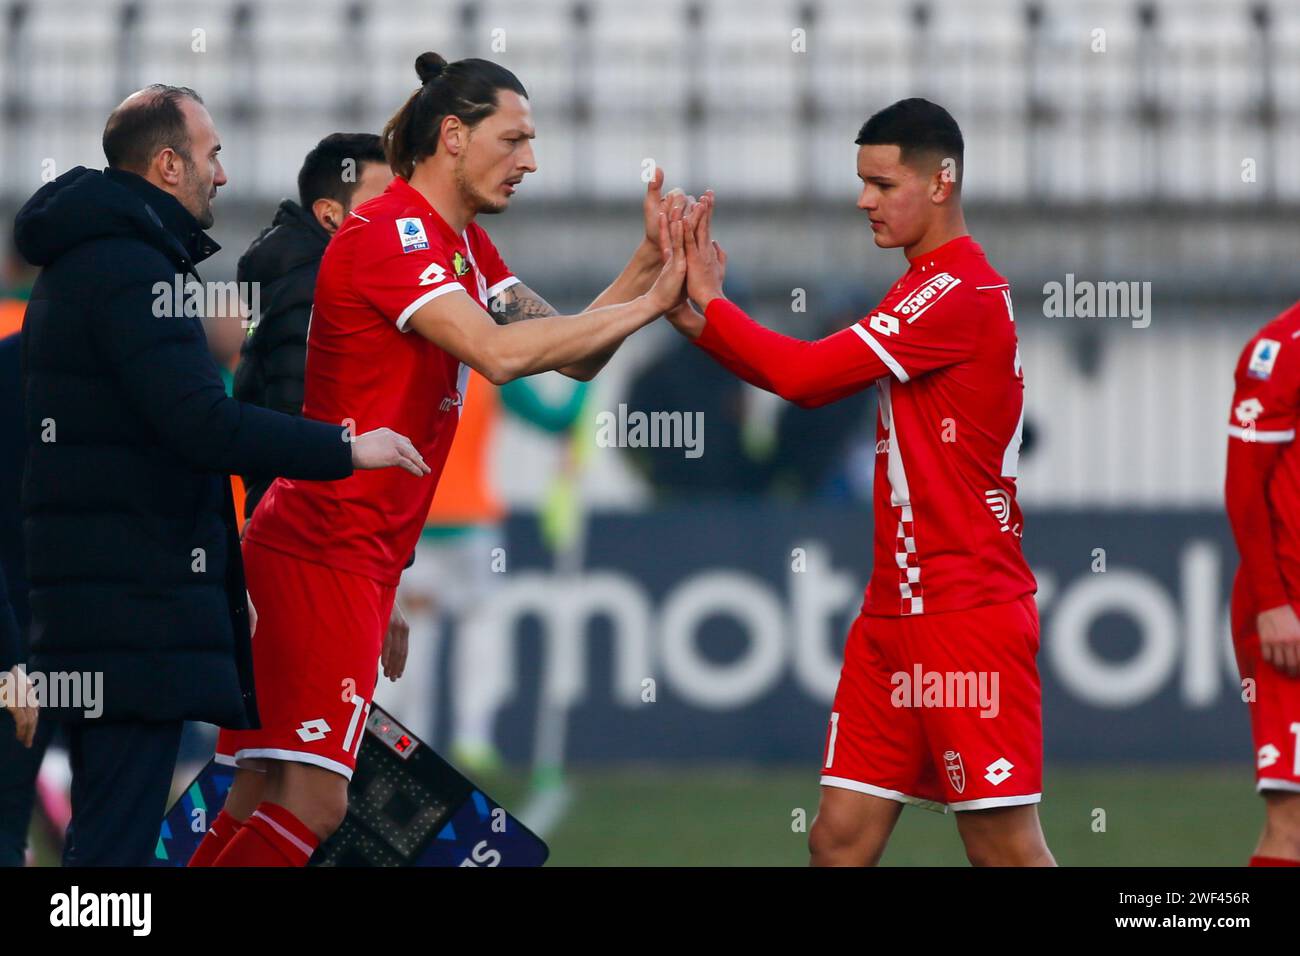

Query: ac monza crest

[943,750,966,794]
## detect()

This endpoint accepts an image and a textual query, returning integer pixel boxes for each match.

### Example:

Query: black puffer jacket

[233,200,330,517]
[13,166,353,726]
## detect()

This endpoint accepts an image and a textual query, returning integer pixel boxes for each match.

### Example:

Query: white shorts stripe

[819,775,949,814]
[947,792,1042,812]
[232,747,354,781]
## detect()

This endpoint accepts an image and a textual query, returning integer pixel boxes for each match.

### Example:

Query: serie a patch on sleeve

[396,216,430,252]
[1248,338,1281,380]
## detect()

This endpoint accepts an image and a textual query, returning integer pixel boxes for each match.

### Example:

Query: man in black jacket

[235,133,392,516]
[12,84,429,865]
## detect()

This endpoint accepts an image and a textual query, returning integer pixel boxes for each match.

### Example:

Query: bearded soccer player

[667,99,1051,866]
[1224,304,1300,867]
[191,53,688,866]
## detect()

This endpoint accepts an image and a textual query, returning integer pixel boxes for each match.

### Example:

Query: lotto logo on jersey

[896,272,960,321]
[1235,397,1264,425]
[868,312,901,336]
[396,217,430,252]
[1248,338,1281,380]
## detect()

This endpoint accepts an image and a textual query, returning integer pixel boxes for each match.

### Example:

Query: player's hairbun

[415,52,448,85]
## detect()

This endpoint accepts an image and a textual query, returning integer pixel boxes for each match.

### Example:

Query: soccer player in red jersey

[1225,304,1300,866]
[667,99,1052,865]
[192,53,689,866]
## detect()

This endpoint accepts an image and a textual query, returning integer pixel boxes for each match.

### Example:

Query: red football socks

[210,802,320,867]
[187,808,245,867]
[1249,855,1300,867]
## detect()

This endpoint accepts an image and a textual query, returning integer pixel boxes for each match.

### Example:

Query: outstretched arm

[666,195,890,409]
[490,168,686,381]
[409,214,687,385]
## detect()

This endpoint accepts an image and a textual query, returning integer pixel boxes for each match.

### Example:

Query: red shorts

[216,538,396,780]
[820,594,1042,812]
[1231,601,1300,794]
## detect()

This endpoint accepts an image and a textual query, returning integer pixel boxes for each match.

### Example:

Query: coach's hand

[351,427,431,476]
[4,664,37,748]
[381,599,410,681]
[1258,604,1300,677]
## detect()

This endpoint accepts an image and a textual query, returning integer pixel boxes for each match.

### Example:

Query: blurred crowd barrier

[1,0,1297,203]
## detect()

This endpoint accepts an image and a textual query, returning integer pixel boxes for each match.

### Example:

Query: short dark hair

[102,84,204,173]
[855,98,964,183]
[383,52,528,180]
[297,132,387,210]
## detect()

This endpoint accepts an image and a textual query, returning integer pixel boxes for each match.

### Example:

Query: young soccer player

[668,99,1053,866]
[1224,304,1300,866]
[191,53,688,866]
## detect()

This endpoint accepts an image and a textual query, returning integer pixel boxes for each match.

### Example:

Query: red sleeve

[354,219,468,332]
[694,298,891,409]
[1225,334,1300,610]
[468,223,519,301]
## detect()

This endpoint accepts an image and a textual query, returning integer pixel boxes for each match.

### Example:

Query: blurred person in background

[12,84,427,866]
[235,132,395,512]
[1224,302,1300,866]
[624,302,766,500]
[377,367,587,772]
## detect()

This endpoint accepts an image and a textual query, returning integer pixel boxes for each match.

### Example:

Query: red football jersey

[246,177,518,585]
[695,236,1035,618]
[853,237,1034,616]
[1226,303,1300,614]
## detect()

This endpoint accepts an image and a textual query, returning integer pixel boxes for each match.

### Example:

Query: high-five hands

[657,190,727,339]
[643,200,689,315]
[683,191,726,307]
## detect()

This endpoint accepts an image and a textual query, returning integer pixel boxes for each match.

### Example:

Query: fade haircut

[855,98,964,185]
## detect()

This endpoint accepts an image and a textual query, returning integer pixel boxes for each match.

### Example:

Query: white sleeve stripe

[1227,425,1295,443]
[395,282,468,332]
[850,324,910,383]
[486,275,521,300]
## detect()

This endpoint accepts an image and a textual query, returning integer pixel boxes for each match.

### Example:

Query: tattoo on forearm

[491,283,560,325]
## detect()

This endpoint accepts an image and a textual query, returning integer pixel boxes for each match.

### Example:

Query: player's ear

[440,114,464,156]
[930,157,959,204]
[930,167,954,205]
[312,197,344,234]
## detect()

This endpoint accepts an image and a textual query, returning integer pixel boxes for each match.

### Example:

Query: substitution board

[152,704,548,866]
